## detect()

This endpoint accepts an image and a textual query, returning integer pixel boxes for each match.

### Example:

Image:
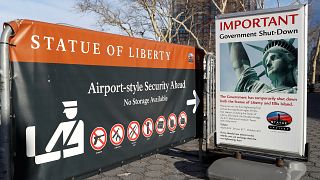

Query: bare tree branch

[211,0,224,14]
[256,0,264,9]
[75,0,267,54]
[138,0,166,41]
[239,0,247,11]
[171,17,207,54]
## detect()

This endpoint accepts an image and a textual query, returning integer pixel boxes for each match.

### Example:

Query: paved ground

[302,117,320,180]
[87,140,212,180]
[88,93,320,180]
[301,93,320,180]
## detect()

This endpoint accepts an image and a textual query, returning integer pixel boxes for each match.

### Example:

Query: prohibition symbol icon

[167,113,177,132]
[155,116,166,135]
[110,124,125,146]
[90,127,107,151]
[127,121,140,141]
[142,118,154,138]
[178,111,188,129]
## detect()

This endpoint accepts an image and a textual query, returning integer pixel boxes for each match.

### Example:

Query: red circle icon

[90,127,107,151]
[167,113,177,132]
[142,118,154,138]
[127,121,140,141]
[110,124,125,146]
[178,111,188,129]
[155,116,166,134]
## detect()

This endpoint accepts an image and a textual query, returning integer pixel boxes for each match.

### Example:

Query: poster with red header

[215,5,307,157]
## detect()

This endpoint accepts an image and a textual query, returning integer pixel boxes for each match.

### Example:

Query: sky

[0,0,98,31]
[0,0,298,33]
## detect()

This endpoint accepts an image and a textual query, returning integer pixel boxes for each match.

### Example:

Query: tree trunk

[311,33,320,85]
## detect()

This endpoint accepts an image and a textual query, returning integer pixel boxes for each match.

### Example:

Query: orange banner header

[8,20,197,69]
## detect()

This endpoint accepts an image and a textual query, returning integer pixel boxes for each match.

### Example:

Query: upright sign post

[216,5,308,158]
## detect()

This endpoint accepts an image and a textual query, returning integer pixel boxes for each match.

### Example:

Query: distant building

[171,0,216,52]
[172,0,257,52]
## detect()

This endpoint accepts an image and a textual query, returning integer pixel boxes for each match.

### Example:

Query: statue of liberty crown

[263,39,297,57]
[246,39,297,77]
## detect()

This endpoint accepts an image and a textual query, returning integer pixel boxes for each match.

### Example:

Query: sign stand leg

[198,138,203,162]
[234,151,242,160]
[276,158,284,167]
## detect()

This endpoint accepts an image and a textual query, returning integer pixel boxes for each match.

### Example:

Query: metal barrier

[0,20,204,179]
[205,54,215,145]
[0,24,14,180]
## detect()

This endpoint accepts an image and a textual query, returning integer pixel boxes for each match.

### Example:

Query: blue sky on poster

[0,0,297,32]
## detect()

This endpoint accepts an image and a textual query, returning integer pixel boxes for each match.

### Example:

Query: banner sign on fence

[8,19,203,179]
[215,5,307,157]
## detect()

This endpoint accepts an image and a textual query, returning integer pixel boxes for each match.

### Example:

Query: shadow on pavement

[160,148,228,179]
[173,161,208,179]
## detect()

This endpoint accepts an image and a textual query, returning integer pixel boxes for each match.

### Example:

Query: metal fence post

[205,54,215,146]
[0,24,14,180]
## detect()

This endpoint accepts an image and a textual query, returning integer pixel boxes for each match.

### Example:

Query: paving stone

[307,165,320,173]
[309,151,319,157]
[144,177,162,180]
[165,156,182,163]
[165,161,180,169]
[94,177,121,180]
[146,164,165,171]
[310,144,320,149]
[184,173,203,179]
[309,157,320,164]
[125,166,145,174]
[119,173,143,180]
[86,175,104,180]
[309,172,320,179]
[309,153,319,160]
[314,162,320,168]
[161,167,179,174]
[149,159,167,165]
[128,160,148,167]
[164,174,186,180]
[102,167,126,177]
[161,157,179,164]
[145,170,165,178]
[142,156,156,162]
[305,161,316,167]
[301,176,317,180]
[155,153,170,159]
